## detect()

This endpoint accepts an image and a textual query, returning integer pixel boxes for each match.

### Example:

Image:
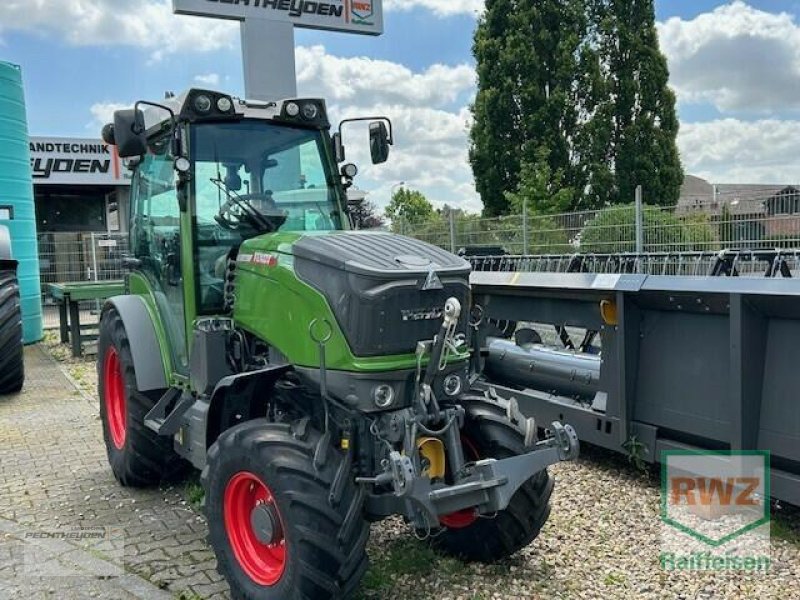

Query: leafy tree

[589,0,684,207]
[470,0,586,217]
[385,187,435,231]
[504,146,573,215]
[470,0,683,214]
[349,197,385,230]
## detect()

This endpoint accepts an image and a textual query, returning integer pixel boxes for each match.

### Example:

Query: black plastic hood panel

[294,232,471,357]
[293,232,471,277]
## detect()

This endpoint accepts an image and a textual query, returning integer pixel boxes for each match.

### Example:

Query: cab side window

[131,138,187,368]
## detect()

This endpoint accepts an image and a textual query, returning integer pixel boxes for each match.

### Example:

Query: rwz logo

[350,0,374,22]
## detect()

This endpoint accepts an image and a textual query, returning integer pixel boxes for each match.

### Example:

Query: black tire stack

[0,268,24,395]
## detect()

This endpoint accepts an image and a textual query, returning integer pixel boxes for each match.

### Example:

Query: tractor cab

[103,89,391,369]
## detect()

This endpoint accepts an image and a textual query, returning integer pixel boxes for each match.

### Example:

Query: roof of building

[678,175,799,216]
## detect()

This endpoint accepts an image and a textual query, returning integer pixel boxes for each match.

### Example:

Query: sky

[3,0,800,212]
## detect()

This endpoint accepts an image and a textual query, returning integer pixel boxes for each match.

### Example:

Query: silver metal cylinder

[484,337,601,398]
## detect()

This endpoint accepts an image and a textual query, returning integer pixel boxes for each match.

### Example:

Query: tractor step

[145,388,194,436]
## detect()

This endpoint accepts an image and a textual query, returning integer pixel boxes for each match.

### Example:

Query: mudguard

[102,295,168,392]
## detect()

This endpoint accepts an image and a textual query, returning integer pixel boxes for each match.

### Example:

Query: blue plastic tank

[0,61,42,344]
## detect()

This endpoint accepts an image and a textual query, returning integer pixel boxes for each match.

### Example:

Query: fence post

[90,232,99,282]
[522,203,529,255]
[635,185,644,256]
[448,210,456,254]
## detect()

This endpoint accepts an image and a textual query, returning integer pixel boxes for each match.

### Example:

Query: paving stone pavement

[0,345,232,600]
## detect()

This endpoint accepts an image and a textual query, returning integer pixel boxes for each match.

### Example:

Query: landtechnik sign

[660,450,771,571]
[29,137,129,186]
[173,0,383,35]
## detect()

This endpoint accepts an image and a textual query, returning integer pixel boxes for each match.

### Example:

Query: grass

[356,537,465,599]
[771,513,800,546]
[184,476,205,510]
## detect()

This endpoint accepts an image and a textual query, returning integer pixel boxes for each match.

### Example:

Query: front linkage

[342,297,580,532]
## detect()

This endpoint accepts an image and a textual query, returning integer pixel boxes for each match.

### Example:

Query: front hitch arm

[402,421,579,530]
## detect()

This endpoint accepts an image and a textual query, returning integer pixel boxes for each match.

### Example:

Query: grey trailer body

[471,271,800,505]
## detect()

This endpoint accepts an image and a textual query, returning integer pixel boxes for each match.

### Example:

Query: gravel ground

[42,333,800,599]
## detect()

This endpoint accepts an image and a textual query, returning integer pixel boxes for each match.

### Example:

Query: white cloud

[384,0,483,17]
[194,73,221,87]
[678,118,800,184]
[0,0,237,60]
[296,45,474,108]
[658,1,800,113]
[295,45,478,211]
[87,102,128,132]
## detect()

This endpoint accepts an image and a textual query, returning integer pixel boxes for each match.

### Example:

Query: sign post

[173,0,384,101]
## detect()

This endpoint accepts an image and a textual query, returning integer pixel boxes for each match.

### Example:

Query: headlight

[372,384,395,408]
[443,374,462,397]
[194,94,212,113]
[301,102,319,120]
[285,102,300,117]
[217,96,233,112]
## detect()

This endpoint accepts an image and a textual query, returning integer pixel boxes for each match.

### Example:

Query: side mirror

[369,121,391,164]
[112,108,147,158]
[333,133,345,163]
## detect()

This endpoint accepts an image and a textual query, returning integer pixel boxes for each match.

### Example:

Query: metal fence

[38,232,129,329]
[399,191,800,256]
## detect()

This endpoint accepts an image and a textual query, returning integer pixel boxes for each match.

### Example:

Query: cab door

[130,135,189,371]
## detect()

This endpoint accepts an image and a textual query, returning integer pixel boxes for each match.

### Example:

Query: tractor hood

[292,231,470,276]
[289,231,471,357]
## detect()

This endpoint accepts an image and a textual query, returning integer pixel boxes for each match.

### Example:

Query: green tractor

[98,89,578,599]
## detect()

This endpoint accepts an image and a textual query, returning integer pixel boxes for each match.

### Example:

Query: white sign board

[173,0,383,35]
[29,137,130,187]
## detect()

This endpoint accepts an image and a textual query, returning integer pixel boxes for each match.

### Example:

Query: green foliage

[470,0,683,215]
[505,146,573,216]
[385,187,434,231]
[349,197,385,230]
[580,204,715,253]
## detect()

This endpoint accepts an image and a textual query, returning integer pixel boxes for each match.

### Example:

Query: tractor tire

[0,269,24,395]
[203,419,370,600]
[430,393,554,563]
[98,307,187,487]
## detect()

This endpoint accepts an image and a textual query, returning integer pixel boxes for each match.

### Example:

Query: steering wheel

[215,192,287,233]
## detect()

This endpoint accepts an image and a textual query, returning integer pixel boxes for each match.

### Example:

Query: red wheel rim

[224,472,287,586]
[103,347,127,450]
[439,436,481,529]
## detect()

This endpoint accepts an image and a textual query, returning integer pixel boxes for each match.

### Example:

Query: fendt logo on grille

[401,308,444,322]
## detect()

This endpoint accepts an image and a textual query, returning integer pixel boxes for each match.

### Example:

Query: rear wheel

[203,419,370,600]
[0,269,24,395]
[98,307,186,486]
[431,394,554,562]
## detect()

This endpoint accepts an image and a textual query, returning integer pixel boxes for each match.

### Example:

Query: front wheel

[430,394,555,562]
[98,307,186,487]
[203,419,370,600]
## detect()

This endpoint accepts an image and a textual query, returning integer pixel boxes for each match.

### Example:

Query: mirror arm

[338,116,394,145]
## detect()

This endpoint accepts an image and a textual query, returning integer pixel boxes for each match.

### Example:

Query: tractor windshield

[190,120,346,314]
[191,120,346,235]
